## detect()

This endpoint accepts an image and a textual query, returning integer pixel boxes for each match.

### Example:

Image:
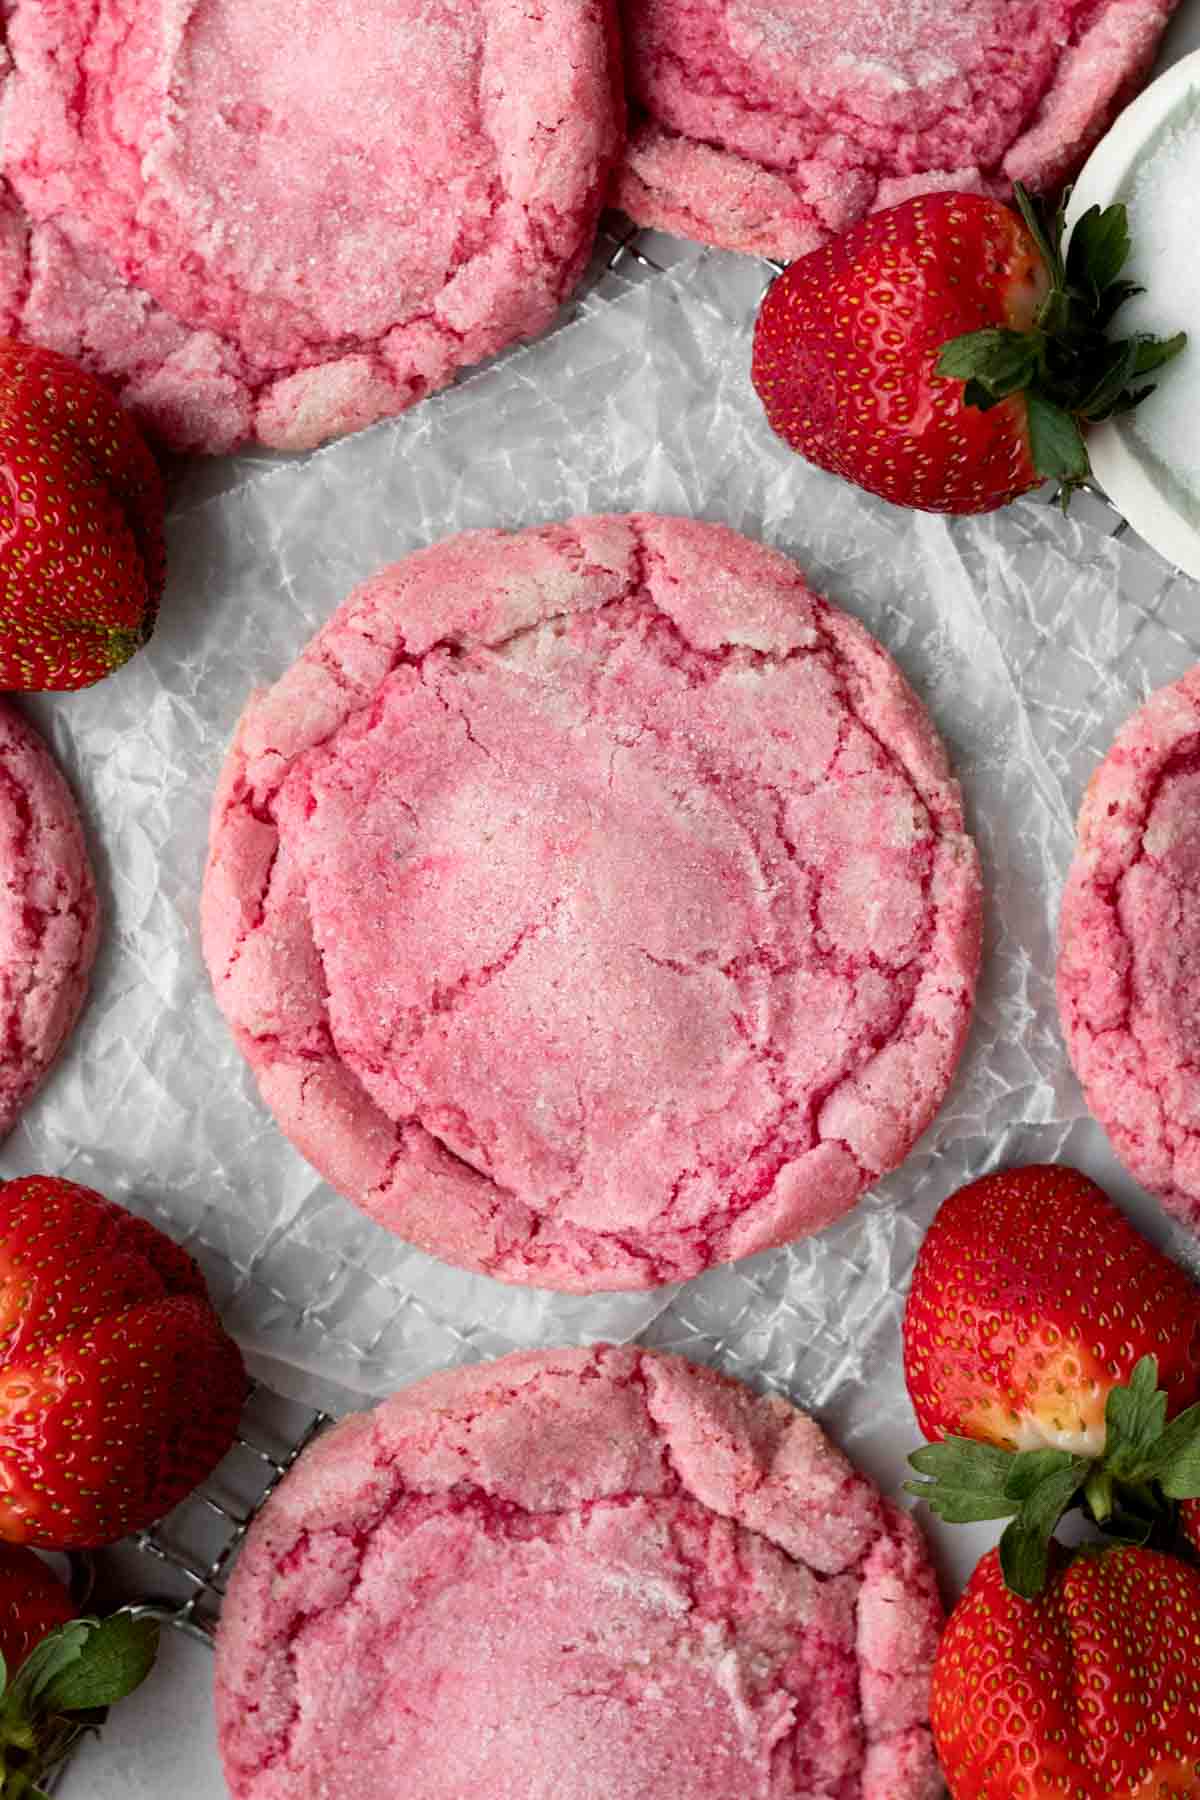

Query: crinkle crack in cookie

[0,0,622,453]
[202,516,982,1292]
[614,0,1178,259]
[1060,666,1200,1232]
[215,1346,944,1800]
[0,702,98,1136]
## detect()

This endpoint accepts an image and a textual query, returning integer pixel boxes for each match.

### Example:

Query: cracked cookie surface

[1060,666,1200,1230]
[0,702,98,1137]
[613,0,1177,258]
[214,1345,944,1800]
[201,515,981,1291]
[0,0,622,452]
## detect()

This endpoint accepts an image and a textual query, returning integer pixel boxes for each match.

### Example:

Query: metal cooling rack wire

[130,1386,331,1640]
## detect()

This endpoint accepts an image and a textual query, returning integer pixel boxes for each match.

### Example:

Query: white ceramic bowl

[1069,48,1200,578]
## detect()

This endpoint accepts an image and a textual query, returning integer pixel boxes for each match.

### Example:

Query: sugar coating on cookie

[202,515,981,1291]
[215,1345,944,1800]
[1059,666,1200,1227]
[0,703,98,1136]
[0,0,622,453]
[202,517,981,1288]
[614,0,1177,259]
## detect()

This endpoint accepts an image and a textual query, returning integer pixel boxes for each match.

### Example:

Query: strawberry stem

[1013,184,1065,289]
[1084,1467,1114,1524]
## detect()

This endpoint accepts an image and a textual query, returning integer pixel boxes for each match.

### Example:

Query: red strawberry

[0,341,166,689]
[904,1166,1200,1597]
[0,1175,246,1549]
[904,1165,1200,1455]
[0,1543,74,1671]
[933,1544,1200,1799]
[751,186,1185,514]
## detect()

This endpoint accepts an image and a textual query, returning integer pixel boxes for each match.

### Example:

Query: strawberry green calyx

[937,183,1186,500]
[906,1355,1200,1598]
[0,1611,158,1797]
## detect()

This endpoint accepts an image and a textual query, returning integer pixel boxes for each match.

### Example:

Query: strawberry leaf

[1104,1355,1167,1475]
[999,1517,1051,1599]
[1134,1400,1200,1499]
[905,1437,1021,1522]
[1076,338,1142,420]
[1105,383,1157,418]
[1025,392,1089,484]
[1004,1448,1083,1501]
[1133,331,1188,376]
[1065,202,1131,300]
[937,328,1042,398]
[7,1622,91,1708]
[1160,1456,1200,1502]
[963,378,1008,413]
[999,1457,1091,1598]
[41,1614,158,1714]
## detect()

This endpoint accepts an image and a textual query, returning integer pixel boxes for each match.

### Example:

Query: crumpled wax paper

[7,237,1200,1583]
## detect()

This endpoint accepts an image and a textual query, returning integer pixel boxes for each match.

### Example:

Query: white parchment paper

[7,237,1200,1609]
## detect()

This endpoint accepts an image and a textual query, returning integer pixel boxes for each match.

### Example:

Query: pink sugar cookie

[1059,667,1200,1229]
[0,0,622,453]
[0,703,98,1136]
[202,515,981,1291]
[613,0,1177,259]
[215,1345,944,1800]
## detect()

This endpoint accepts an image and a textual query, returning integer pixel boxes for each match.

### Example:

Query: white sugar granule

[732,0,977,86]
[1118,107,1200,512]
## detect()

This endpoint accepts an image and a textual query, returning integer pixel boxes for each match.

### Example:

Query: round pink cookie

[0,0,622,453]
[0,703,98,1137]
[613,0,1177,259]
[202,515,981,1291]
[1059,666,1200,1230]
[214,1345,944,1800]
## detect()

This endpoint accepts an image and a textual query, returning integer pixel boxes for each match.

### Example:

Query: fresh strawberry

[933,1544,1200,1799]
[0,1545,74,1673]
[0,1175,247,1549]
[904,1166,1200,1596]
[905,1165,1200,1453]
[0,341,166,689]
[751,185,1185,514]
